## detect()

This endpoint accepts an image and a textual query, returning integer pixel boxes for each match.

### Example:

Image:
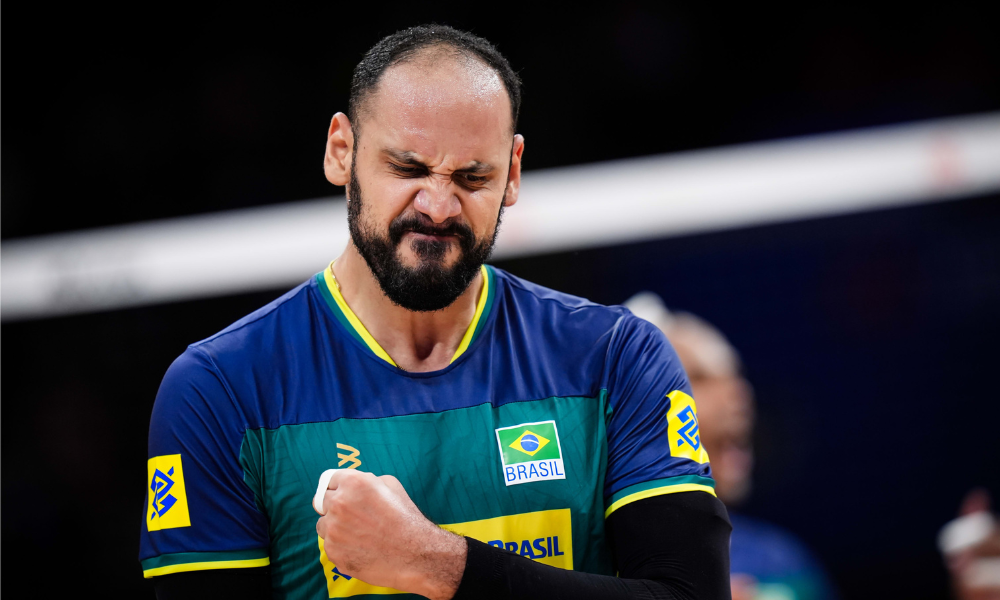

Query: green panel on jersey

[240,393,612,599]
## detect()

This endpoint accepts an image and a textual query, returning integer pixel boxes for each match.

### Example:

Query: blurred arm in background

[625,293,838,600]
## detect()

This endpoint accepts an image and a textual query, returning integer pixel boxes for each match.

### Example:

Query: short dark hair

[349,25,521,135]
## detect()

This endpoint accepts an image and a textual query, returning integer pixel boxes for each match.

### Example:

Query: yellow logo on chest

[336,443,361,469]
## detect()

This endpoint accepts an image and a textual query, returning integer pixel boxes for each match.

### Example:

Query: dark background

[2,4,999,598]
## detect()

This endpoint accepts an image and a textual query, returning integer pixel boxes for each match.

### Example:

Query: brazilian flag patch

[495,420,565,486]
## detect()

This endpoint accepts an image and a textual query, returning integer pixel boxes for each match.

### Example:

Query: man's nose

[413,181,461,224]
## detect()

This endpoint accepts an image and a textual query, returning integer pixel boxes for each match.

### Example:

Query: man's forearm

[453,492,732,600]
[454,537,695,600]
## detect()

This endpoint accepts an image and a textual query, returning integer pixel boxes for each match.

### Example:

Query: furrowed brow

[456,161,495,175]
[382,148,495,174]
[382,148,427,166]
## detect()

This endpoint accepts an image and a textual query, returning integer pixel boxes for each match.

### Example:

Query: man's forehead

[361,52,513,138]
[381,50,505,106]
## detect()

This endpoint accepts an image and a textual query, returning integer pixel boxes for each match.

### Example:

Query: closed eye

[455,172,493,189]
[389,163,427,177]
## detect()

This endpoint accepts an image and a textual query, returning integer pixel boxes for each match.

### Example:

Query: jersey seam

[499,270,632,404]
[604,484,717,518]
[500,270,611,314]
[142,556,270,578]
[141,547,270,564]
[606,474,717,502]
[188,346,267,517]
[191,280,315,348]
[190,346,243,417]
[599,313,679,415]
[242,393,600,432]
[501,269,630,412]
[599,314,630,412]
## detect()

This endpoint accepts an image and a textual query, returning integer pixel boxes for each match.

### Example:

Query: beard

[347,161,504,312]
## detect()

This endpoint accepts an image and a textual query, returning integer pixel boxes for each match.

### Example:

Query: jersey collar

[315,261,495,368]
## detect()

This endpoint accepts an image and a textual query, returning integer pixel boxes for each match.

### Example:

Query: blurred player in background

[626,292,838,600]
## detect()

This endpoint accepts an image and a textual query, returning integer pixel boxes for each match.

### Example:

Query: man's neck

[332,244,483,373]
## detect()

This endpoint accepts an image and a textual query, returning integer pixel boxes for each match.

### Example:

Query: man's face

[346,52,517,311]
[690,374,755,506]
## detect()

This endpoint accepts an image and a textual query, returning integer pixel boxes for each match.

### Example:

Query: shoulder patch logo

[147,454,191,531]
[666,391,711,464]
[495,420,565,486]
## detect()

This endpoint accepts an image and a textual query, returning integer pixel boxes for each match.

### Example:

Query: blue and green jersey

[139,263,714,598]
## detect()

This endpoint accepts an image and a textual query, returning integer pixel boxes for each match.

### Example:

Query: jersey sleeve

[602,313,715,518]
[139,347,270,578]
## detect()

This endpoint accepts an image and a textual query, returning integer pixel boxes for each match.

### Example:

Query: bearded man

[139,25,732,600]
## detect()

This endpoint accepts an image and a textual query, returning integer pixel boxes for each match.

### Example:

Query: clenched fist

[313,469,467,600]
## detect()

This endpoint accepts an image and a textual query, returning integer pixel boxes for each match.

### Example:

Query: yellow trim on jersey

[142,557,270,578]
[604,483,717,518]
[451,265,490,362]
[323,262,489,366]
[324,264,398,366]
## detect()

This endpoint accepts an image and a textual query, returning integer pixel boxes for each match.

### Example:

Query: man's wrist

[401,527,468,600]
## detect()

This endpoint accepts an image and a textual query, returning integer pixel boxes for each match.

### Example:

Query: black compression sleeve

[152,565,272,600]
[452,491,732,600]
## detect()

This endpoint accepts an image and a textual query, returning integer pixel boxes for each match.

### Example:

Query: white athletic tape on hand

[313,469,343,515]
[938,511,996,555]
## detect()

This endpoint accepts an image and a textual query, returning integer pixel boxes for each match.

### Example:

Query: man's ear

[503,134,525,207]
[324,113,354,186]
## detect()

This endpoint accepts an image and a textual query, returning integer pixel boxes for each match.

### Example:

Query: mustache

[388,214,475,245]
